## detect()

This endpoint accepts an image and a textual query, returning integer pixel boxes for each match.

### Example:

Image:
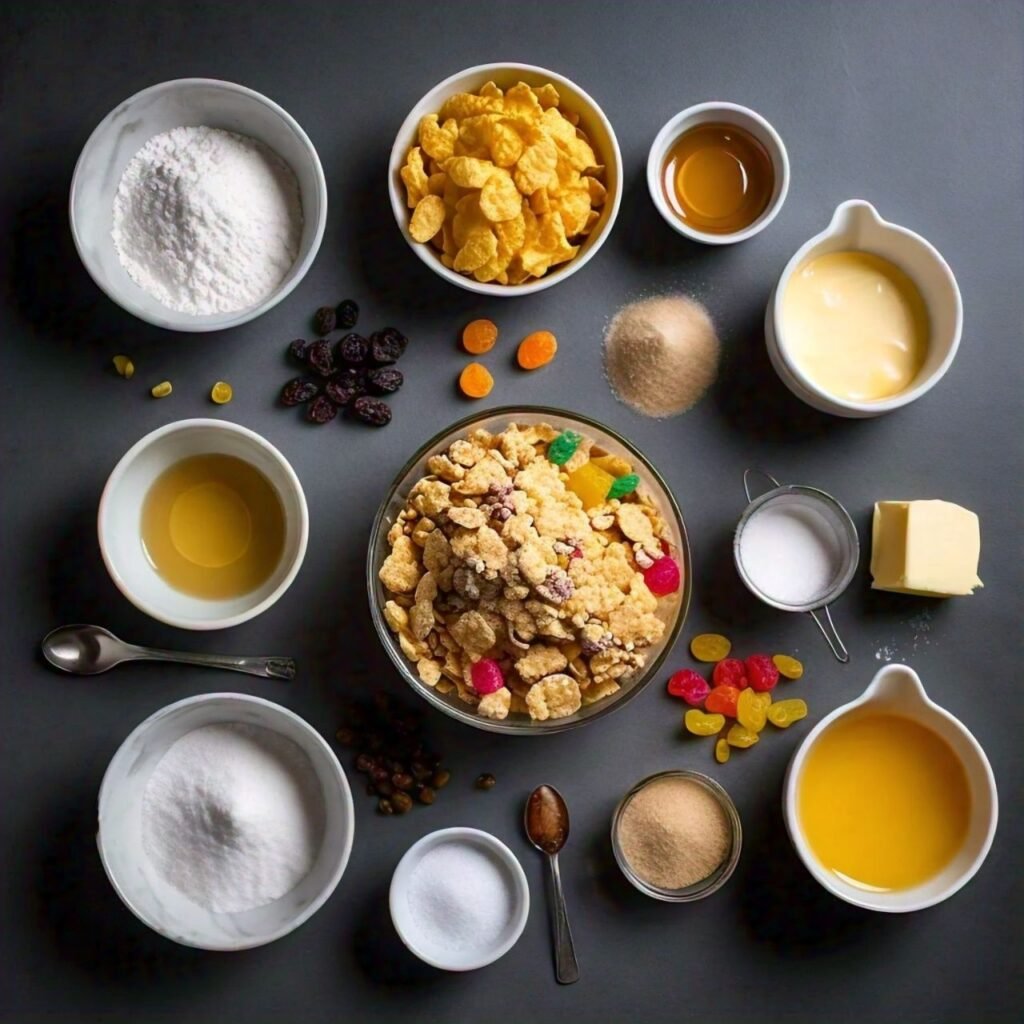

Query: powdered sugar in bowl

[70,78,327,332]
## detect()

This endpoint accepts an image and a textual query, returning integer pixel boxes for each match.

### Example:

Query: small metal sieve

[733,469,859,662]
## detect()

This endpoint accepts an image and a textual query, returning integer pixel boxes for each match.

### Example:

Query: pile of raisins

[279,299,408,427]
[336,692,451,816]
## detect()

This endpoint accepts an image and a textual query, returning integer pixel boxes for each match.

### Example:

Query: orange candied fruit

[462,318,499,355]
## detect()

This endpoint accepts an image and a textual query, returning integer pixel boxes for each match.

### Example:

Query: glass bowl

[611,770,742,901]
[366,406,691,734]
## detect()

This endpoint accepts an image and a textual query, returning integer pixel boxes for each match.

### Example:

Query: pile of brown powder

[617,775,732,890]
[603,295,720,418]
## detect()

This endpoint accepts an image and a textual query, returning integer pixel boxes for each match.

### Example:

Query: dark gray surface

[2,1,1021,1021]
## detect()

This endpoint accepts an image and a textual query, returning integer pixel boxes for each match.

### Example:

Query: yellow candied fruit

[684,708,725,736]
[150,381,172,399]
[773,654,804,680]
[714,737,731,764]
[591,453,633,477]
[726,723,759,748]
[210,381,233,405]
[112,354,134,379]
[767,698,808,729]
[566,461,616,510]
[737,688,770,733]
[690,633,732,662]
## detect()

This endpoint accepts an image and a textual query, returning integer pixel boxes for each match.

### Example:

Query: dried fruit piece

[726,723,759,748]
[288,339,308,362]
[547,430,582,465]
[314,305,337,335]
[462,318,499,354]
[737,687,770,733]
[307,395,338,424]
[459,362,494,399]
[690,633,732,662]
[150,381,172,398]
[773,654,804,680]
[337,332,369,365]
[112,354,134,379]
[746,654,780,692]
[353,396,392,426]
[712,658,747,689]
[705,684,741,718]
[475,773,497,790]
[606,473,640,500]
[367,367,403,394]
[715,738,731,764]
[685,709,726,736]
[517,329,558,369]
[336,298,359,329]
[370,328,408,365]
[281,378,319,406]
[642,556,681,597]
[470,658,505,695]
[667,669,709,706]
[767,698,808,728]
[210,381,233,405]
[325,369,366,406]
[567,461,616,509]
[307,339,336,377]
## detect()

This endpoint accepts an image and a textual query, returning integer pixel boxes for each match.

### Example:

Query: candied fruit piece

[307,395,338,424]
[684,709,725,736]
[567,461,615,510]
[210,381,233,405]
[746,654,780,692]
[547,430,582,466]
[690,633,732,662]
[470,658,504,695]
[714,738,731,764]
[726,723,759,749]
[642,556,681,597]
[767,698,808,728]
[737,688,769,732]
[667,669,710,706]
[150,380,172,398]
[112,354,134,379]
[606,473,640,500]
[353,396,392,426]
[281,378,319,406]
[712,658,746,689]
[336,299,359,329]
[705,684,741,718]
[773,654,804,680]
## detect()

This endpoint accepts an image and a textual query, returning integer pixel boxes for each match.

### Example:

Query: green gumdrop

[547,430,582,465]
[606,473,640,500]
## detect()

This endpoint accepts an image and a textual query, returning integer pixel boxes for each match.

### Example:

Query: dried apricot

[737,688,770,733]
[150,381,172,398]
[773,654,804,680]
[458,362,494,399]
[690,633,732,662]
[705,684,741,718]
[684,709,725,736]
[726,723,759,749]
[517,330,558,370]
[210,381,233,404]
[462,318,498,354]
[767,699,808,728]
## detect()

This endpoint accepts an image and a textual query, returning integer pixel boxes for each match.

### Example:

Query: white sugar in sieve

[733,469,859,662]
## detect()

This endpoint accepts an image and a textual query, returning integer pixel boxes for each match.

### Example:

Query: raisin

[391,791,413,814]
[336,299,359,329]
[367,367,403,394]
[377,798,394,816]
[314,305,337,335]
[307,395,338,424]
[325,368,366,406]
[370,328,408,365]
[418,787,436,805]
[353,396,392,426]
[281,378,319,406]
[475,773,497,790]
[336,332,369,366]
[307,339,335,377]
[288,339,308,363]
[355,753,375,774]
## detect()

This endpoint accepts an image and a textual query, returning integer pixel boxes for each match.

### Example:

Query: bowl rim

[97,417,309,631]
[388,826,530,970]
[387,61,623,297]
[646,101,791,246]
[96,692,355,950]
[366,404,692,734]
[68,76,328,333]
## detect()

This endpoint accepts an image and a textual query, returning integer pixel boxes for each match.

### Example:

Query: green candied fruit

[547,430,582,466]
[606,473,640,500]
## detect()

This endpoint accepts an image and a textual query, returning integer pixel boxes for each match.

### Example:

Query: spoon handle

[547,853,580,985]
[126,646,296,680]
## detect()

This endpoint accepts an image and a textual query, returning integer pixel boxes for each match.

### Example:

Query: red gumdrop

[667,669,710,706]
[470,658,505,695]
[745,654,780,692]
[643,556,681,597]
[712,658,747,689]
[705,684,741,718]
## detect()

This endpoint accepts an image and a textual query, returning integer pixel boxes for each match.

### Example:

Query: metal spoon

[525,784,580,985]
[41,624,295,680]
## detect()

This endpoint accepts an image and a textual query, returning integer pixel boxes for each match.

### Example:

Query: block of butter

[871,500,983,596]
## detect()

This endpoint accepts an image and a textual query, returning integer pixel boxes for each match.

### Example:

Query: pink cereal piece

[470,658,505,695]
[643,555,681,597]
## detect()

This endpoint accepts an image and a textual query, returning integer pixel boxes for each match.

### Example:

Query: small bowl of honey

[99,419,309,630]
[647,101,789,245]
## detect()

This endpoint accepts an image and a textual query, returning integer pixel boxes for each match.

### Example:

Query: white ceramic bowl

[98,693,354,950]
[647,101,790,245]
[388,62,622,296]
[70,78,327,331]
[98,419,308,630]
[766,199,963,417]
[784,664,998,912]
[389,827,529,971]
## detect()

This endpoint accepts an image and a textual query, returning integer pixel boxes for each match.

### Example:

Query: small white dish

[766,199,963,417]
[784,664,998,912]
[388,62,622,296]
[70,78,327,332]
[98,693,354,950]
[98,419,308,631]
[389,827,529,971]
[647,101,789,245]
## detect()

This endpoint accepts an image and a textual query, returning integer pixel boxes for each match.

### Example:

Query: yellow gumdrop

[714,738,731,764]
[150,381,172,398]
[737,687,768,733]
[567,461,616,510]
[210,381,233,405]
[773,654,804,680]
[112,354,134,379]
[685,709,726,737]
[726,723,759,748]
[690,633,732,662]
[767,698,808,728]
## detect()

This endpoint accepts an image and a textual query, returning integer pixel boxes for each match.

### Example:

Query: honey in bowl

[799,713,970,892]
[661,122,774,234]
[141,454,286,600]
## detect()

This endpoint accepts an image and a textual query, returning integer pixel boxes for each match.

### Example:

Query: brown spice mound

[617,776,731,889]
[603,295,720,418]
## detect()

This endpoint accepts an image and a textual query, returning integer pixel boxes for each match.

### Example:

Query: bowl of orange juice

[784,663,997,912]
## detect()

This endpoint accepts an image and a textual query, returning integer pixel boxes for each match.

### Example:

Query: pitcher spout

[862,663,930,710]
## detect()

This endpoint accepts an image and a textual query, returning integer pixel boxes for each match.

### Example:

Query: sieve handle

[809,606,849,663]
[743,468,782,504]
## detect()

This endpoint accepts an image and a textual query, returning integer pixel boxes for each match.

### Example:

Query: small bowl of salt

[390,827,530,971]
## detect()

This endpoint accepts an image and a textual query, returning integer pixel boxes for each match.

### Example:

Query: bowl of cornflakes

[367,407,691,734]
[388,64,622,295]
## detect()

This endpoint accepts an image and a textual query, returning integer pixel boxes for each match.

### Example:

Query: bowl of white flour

[98,693,354,949]
[70,78,327,331]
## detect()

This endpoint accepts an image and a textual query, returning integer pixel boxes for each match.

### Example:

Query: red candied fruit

[667,669,710,706]
[745,654,780,692]
[712,658,747,689]
[470,658,505,695]
[705,684,741,718]
[643,556,681,597]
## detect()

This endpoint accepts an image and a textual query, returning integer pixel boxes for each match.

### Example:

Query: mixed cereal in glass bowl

[367,408,690,734]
